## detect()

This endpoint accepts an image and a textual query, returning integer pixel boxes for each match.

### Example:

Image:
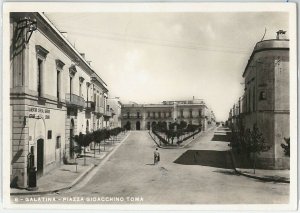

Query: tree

[83,133,93,165]
[178,121,187,130]
[247,125,270,174]
[73,132,84,157]
[73,132,92,165]
[281,137,290,157]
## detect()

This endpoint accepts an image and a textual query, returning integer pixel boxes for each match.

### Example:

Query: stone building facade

[10,12,111,188]
[228,30,289,169]
[121,99,215,131]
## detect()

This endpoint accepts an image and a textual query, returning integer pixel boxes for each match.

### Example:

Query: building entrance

[36,139,44,179]
[70,119,75,159]
[136,121,141,130]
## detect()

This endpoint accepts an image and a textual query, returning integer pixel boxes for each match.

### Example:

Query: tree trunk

[253,153,256,174]
[84,146,86,166]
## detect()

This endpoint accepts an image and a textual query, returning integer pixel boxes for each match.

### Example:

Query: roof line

[38,12,108,89]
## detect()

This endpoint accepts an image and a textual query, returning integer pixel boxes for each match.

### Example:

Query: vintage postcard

[2,2,297,211]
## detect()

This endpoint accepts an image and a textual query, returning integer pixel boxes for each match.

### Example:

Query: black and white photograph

[2,2,297,210]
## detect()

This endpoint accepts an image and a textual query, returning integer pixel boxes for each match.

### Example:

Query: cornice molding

[36,45,49,59]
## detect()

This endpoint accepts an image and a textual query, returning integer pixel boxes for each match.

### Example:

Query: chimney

[276,30,287,40]
[60,32,68,38]
[80,53,85,59]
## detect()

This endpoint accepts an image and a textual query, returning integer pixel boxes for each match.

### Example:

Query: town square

[3,3,297,209]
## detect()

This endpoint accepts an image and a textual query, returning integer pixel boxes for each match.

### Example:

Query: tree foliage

[281,137,290,157]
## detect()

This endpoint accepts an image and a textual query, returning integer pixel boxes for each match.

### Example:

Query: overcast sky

[45,12,288,121]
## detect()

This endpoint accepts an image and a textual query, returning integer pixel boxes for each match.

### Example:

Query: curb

[148,131,162,148]
[229,151,290,183]
[11,132,130,196]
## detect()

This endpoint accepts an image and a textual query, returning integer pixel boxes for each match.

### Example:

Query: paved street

[47,128,289,204]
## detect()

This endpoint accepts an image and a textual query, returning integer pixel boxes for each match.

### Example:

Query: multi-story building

[228,30,289,169]
[121,98,215,131]
[10,12,111,188]
[107,97,122,128]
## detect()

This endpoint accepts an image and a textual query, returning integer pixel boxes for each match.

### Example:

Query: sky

[45,12,288,121]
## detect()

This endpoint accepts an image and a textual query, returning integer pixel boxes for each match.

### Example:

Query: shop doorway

[70,119,75,159]
[136,121,141,130]
[147,122,150,130]
[125,121,131,130]
[36,139,44,179]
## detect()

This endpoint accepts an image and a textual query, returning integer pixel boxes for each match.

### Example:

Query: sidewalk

[229,149,290,183]
[10,132,130,195]
[234,167,290,183]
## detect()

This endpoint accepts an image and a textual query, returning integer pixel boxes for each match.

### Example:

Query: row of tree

[73,127,125,165]
[152,121,201,145]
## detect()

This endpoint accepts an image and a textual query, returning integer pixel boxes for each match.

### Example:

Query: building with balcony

[228,30,289,169]
[107,98,122,128]
[10,12,111,188]
[121,98,215,131]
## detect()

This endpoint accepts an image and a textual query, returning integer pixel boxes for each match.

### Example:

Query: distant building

[228,30,289,169]
[107,97,122,128]
[10,12,112,188]
[121,98,215,131]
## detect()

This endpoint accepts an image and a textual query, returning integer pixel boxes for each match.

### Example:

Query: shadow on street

[173,150,233,169]
[210,134,231,142]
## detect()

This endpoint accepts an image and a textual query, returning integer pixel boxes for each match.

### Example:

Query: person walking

[154,148,160,165]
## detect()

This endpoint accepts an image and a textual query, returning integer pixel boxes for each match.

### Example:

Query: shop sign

[28,107,50,119]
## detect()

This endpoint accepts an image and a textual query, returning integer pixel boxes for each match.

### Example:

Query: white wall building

[10,12,111,188]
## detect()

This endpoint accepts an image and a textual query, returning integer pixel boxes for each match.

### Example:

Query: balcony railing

[122,115,142,119]
[65,93,85,108]
[86,101,95,111]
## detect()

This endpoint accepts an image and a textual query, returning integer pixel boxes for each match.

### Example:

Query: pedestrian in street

[154,148,160,165]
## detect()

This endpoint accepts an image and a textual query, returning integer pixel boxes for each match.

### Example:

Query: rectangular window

[180,110,184,118]
[56,136,61,149]
[70,77,73,94]
[198,109,201,117]
[253,88,256,111]
[79,83,82,97]
[137,112,140,118]
[190,110,193,118]
[127,112,130,118]
[57,71,60,100]
[148,112,150,118]
[37,59,43,97]
[158,112,161,118]
[249,89,251,112]
[47,130,52,139]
